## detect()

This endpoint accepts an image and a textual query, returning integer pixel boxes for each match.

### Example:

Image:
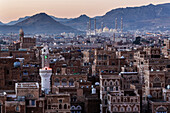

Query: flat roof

[120,72,138,75]
[0,56,13,59]
[100,74,120,79]
[15,82,39,89]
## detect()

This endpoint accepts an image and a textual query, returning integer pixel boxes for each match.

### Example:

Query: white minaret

[39,45,52,94]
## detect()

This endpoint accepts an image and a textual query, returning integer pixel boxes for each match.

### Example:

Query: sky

[0,0,169,23]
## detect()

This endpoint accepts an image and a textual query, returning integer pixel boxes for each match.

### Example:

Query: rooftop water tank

[167,85,170,89]
[95,82,100,86]
[14,62,21,68]
[92,87,96,94]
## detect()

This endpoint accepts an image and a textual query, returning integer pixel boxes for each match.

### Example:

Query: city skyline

[0,0,169,23]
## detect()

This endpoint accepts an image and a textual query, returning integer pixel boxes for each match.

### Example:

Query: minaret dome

[19,28,24,37]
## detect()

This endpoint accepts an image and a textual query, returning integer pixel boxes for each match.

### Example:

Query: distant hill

[0,21,4,25]
[50,16,72,22]
[7,15,71,25]
[96,3,170,31]
[1,3,170,33]
[7,16,30,25]
[62,14,91,31]
[61,3,170,31]
[0,13,79,34]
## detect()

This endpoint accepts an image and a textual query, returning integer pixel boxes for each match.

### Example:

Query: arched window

[104,81,107,86]
[64,104,67,109]
[104,55,107,60]
[133,106,138,111]
[112,98,116,102]
[71,96,77,102]
[154,77,160,83]
[54,78,60,86]
[77,105,82,110]
[39,102,42,107]
[115,80,119,85]
[120,107,125,112]
[127,106,131,112]
[110,81,113,86]
[71,106,75,110]
[152,50,155,54]
[0,104,1,113]
[110,87,113,91]
[62,78,67,86]
[153,77,161,87]
[59,104,62,109]
[56,68,61,73]
[113,107,118,111]
[158,91,162,98]
[167,78,170,84]
[69,79,74,86]
[156,106,167,113]
[15,105,20,112]
[152,91,157,97]
[98,55,102,60]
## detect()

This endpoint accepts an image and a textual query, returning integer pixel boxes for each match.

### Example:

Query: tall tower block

[39,45,52,94]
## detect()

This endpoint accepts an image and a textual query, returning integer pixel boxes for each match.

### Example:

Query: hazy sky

[0,0,169,23]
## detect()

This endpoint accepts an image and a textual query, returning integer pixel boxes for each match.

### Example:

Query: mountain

[97,3,170,31]
[1,3,170,33]
[7,16,30,25]
[7,15,70,25]
[0,21,4,25]
[0,13,79,34]
[62,14,90,31]
[62,3,170,31]
[50,16,72,22]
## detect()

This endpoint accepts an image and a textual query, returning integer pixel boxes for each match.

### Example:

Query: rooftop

[100,74,120,79]
[120,72,138,75]
[15,82,39,89]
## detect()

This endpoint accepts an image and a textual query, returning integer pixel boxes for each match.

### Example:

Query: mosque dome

[110,29,114,32]
[103,27,109,32]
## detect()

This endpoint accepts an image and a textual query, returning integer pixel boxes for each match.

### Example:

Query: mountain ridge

[0,13,80,34]
[0,3,170,33]
[59,3,170,31]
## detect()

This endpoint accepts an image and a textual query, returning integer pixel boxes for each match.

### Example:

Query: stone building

[45,94,71,113]
[0,57,21,90]
[100,73,140,113]
[134,46,170,112]
[92,47,126,76]
[19,29,36,49]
